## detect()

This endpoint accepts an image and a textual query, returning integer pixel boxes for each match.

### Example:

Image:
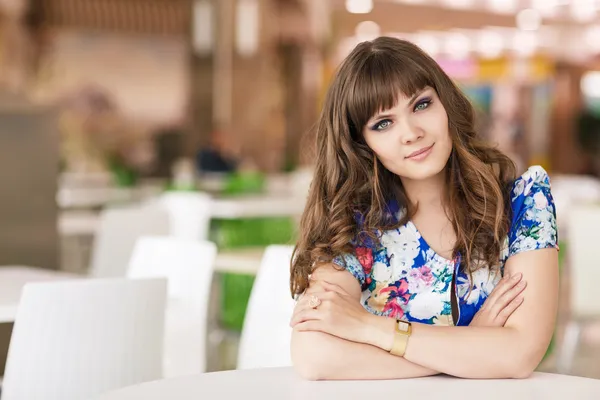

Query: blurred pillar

[549,63,590,174]
[213,0,234,132]
[276,0,330,170]
[0,0,34,92]
[190,0,330,172]
[188,0,217,156]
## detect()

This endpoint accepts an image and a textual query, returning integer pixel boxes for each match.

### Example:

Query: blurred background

[0,0,600,383]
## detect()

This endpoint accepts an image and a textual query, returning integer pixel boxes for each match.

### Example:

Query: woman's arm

[368,248,559,379]
[291,331,438,380]
[290,264,439,380]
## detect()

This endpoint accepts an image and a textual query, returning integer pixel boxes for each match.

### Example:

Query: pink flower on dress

[383,299,404,319]
[408,265,435,291]
[355,247,374,275]
[380,278,410,318]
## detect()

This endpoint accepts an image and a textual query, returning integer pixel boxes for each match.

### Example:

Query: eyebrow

[369,113,395,123]
[408,88,428,104]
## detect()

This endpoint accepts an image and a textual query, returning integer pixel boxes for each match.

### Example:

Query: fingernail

[517,281,526,287]
[512,273,522,280]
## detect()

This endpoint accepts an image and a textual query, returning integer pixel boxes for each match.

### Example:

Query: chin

[393,159,447,181]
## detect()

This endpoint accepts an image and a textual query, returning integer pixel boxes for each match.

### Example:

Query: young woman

[289,37,558,380]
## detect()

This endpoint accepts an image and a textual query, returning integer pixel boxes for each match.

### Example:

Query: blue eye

[414,97,432,112]
[371,119,392,131]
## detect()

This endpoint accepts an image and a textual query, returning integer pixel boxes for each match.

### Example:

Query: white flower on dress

[464,287,482,305]
[536,219,555,245]
[476,268,501,296]
[457,267,501,305]
[533,191,548,210]
[372,261,391,283]
[409,291,446,320]
[513,179,525,198]
[390,252,413,281]
[523,180,535,196]
[381,225,421,281]
[517,236,538,252]
[520,165,543,185]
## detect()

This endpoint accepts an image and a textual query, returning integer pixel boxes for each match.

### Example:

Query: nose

[397,118,424,145]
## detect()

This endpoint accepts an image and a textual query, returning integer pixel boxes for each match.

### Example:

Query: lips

[406,144,434,159]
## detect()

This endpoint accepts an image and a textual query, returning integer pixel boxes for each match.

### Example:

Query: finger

[291,292,332,320]
[487,272,523,306]
[491,280,527,316]
[290,308,322,327]
[293,291,326,314]
[294,320,326,333]
[496,295,524,324]
[304,281,326,294]
[308,279,345,296]
[318,280,347,295]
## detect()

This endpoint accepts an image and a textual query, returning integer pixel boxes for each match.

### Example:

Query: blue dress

[333,165,558,326]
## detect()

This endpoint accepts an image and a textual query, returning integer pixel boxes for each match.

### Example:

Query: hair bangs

[346,52,433,138]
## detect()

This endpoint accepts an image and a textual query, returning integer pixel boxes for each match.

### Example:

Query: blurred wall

[0,93,59,270]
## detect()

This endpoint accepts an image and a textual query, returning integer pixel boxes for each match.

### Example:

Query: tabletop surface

[94,367,600,400]
[0,266,79,323]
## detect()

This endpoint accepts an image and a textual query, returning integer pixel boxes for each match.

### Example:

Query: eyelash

[370,97,433,131]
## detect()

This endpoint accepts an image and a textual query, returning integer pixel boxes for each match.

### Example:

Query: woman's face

[362,86,452,182]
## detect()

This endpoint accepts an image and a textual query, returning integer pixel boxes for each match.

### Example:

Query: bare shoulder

[308,262,362,299]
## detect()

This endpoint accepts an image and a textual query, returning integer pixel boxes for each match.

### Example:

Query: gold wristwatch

[389,319,412,357]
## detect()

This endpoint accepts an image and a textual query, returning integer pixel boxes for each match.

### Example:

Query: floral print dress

[333,166,558,326]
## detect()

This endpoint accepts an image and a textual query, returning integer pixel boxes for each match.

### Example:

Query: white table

[0,266,80,323]
[94,367,600,400]
[209,196,305,219]
[58,195,305,236]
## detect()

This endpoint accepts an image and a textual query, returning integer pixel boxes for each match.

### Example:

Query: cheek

[364,133,391,160]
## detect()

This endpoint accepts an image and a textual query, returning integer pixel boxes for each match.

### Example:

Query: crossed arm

[290,248,558,380]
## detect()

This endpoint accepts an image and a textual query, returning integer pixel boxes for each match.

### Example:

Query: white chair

[127,236,217,377]
[158,191,213,241]
[237,245,296,369]
[557,204,600,374]
[88,205,170,278]
[2,277,167,400]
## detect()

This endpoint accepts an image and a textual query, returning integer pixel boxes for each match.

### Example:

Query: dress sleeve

[508,166,559,258]
[332,248,370,289]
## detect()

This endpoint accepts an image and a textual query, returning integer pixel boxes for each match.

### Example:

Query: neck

[400,170,446,211]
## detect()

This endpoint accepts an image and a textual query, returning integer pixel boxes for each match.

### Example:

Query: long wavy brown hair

[290,37,516,297]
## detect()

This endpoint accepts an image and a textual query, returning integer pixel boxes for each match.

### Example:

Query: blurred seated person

[196,130,238,174]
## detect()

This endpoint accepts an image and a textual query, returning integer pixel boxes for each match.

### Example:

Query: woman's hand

[470,272,527,327]
[290,280,374,345]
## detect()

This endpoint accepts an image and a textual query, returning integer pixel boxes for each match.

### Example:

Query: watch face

[397,320,410,333]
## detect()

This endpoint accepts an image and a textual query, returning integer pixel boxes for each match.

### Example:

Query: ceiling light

[395,0,428,4]
[585,25,600,52]
[413,33,440,56]
[355,21,381,40]
[476,30,504,58]
[516,8,542,31]
[487,0,518,14]
[512,31,537,57]
[440,0,475,9]
[444,32,471,60]
[531,0,558,18]
[582,71,600,98]
[346,0,373,14]
[570,0,596,23]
